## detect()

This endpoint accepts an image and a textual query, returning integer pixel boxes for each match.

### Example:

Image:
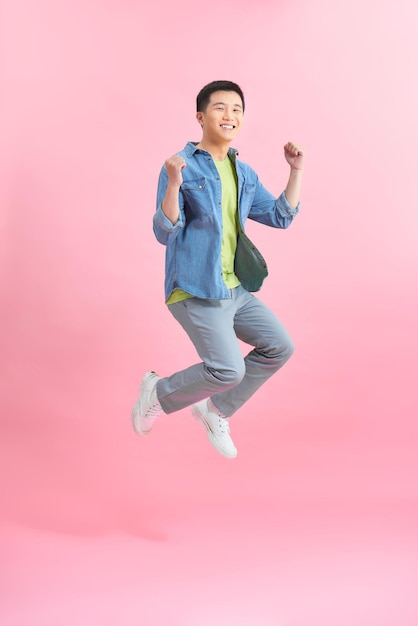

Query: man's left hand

[284,142,304,171]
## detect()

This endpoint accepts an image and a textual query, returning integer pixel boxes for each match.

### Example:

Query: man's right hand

[161,155,186,224]
[165,155,187,187]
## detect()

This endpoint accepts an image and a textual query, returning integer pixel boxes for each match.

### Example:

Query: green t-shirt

[166,156,240,304]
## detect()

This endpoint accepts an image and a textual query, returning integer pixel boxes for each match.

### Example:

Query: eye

[216,107,224,111]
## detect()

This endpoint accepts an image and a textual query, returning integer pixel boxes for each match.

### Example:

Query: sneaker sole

[131,372,160,437]
[131,400,151,436]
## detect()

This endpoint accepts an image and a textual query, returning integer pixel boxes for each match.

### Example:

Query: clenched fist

[284,142,304,171]
[165,155,187,187]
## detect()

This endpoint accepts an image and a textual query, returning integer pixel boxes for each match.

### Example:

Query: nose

[223,108,233,120]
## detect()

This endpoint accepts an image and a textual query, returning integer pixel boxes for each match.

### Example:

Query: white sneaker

[131,371,162,436]
[191,399,237,459]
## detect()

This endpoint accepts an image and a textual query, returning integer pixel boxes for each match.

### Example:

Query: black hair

[196,80,245,113]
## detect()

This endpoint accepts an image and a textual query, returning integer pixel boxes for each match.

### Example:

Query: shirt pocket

[181,177,207,192]
[244,182,256,196]
[180,177,212,216]
[241,182,256,214]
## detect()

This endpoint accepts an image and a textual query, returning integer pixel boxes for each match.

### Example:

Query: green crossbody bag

[234,227,269,292]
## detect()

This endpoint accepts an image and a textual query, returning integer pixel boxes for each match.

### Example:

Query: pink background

[1,0,417,624]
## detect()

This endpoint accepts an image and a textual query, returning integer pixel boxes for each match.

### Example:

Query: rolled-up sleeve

[277,191,300,217]
[152,166,185,245]
[247,174,300,229]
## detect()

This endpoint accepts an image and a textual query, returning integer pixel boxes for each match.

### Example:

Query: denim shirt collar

[183,141,239,159]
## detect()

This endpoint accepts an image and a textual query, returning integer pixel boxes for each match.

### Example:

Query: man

[132,80,304,459]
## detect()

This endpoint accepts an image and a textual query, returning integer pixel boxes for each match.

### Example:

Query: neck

[196,138,230,162]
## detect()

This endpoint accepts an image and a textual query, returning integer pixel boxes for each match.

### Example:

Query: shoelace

[215,415,230,435]
[145,402,162,419]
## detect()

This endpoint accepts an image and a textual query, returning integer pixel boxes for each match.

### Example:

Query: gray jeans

[156,285,294,417]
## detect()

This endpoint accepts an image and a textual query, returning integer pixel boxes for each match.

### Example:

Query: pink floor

[1,372,417,625]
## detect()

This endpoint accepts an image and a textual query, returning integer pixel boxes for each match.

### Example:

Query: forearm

[161,184,181,224]
[284,168,303,209]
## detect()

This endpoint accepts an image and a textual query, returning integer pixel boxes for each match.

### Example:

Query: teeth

[221,125,234,129]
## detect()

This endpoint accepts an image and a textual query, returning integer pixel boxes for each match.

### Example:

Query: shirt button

[198,185,203,189]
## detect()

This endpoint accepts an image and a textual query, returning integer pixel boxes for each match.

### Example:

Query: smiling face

[196,90,244,146]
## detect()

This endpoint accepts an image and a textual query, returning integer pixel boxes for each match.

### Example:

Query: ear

[196,112,204,127]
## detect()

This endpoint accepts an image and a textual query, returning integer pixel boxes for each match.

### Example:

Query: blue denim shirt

[153,141,300,301]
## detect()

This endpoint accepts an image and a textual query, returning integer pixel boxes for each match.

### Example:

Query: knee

[282,338,295,361]
[267,336,295,365]
[207,360,245,388]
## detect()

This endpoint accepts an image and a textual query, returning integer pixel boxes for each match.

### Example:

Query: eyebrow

[211,101,243,109]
